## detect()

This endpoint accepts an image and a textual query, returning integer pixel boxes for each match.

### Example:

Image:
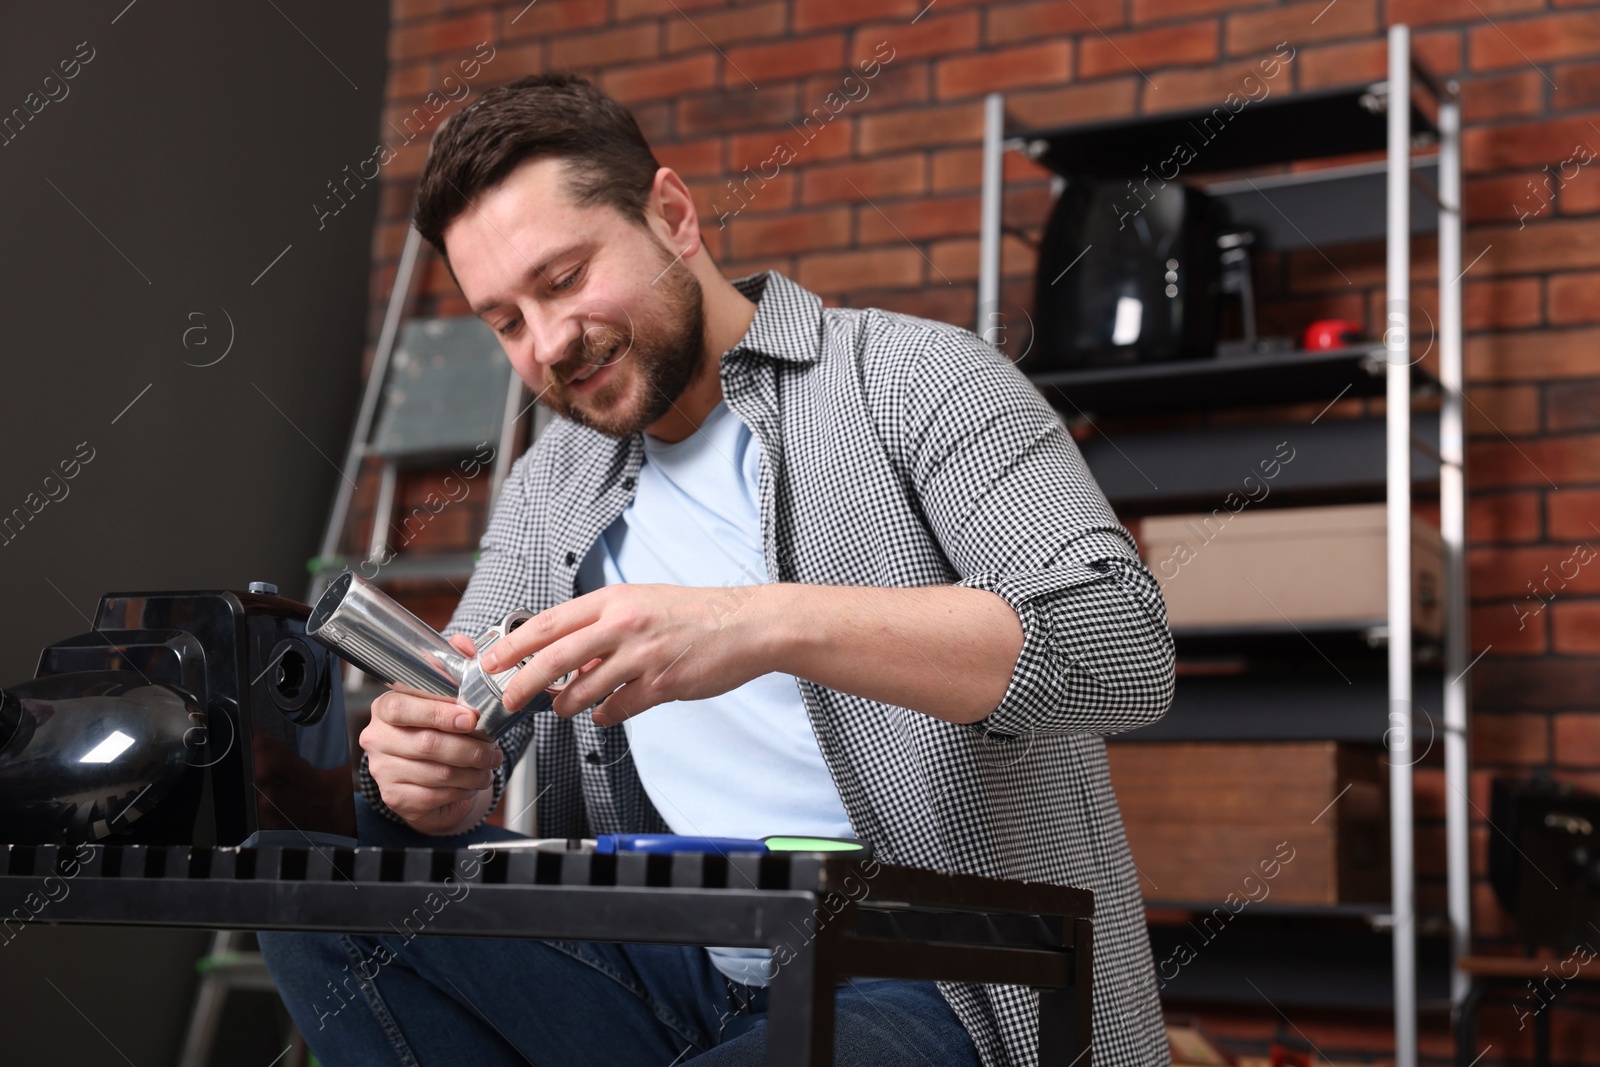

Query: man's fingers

[378,782,482,816]
[501,638,603,710]
[480,588,604,671]
[589,676,649,728]
[375,690,479,733]
[549,656,630,719]
[371,753,495,792]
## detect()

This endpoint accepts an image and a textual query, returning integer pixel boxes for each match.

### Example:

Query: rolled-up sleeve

[907,329,1176,737]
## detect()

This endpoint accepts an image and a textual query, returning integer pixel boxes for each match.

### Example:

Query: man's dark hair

[413,73,662,262]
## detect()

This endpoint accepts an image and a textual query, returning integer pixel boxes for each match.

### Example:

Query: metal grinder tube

[306,572,569,740]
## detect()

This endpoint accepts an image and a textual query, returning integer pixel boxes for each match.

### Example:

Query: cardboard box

[1107,741,1389,906]
[1137,502,1443,636]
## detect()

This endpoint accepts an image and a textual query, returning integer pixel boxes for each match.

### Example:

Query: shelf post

[1436,84,1471,1010]
[978,92,1005,344]
[1386,23,1418,1067]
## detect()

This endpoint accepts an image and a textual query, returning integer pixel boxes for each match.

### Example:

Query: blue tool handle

[593,834,769,855]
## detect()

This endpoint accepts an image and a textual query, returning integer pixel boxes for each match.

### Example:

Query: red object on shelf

[1301,318,1365,350]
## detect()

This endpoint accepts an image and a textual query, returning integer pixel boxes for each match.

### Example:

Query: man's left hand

[480,582,771,727]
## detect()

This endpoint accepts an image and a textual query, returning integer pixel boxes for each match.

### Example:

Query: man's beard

[543,244,706,439]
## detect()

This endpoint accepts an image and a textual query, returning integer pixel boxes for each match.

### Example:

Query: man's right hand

[360,633,505,836]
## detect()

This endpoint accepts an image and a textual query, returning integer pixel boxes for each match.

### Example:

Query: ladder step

[307,552,480,582]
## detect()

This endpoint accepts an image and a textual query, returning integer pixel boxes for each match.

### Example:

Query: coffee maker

[0,585,356,848]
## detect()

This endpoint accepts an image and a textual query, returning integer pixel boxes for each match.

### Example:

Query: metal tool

[306,572,570,740]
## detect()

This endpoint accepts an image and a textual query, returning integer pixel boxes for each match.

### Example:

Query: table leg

[765,929,836,1067]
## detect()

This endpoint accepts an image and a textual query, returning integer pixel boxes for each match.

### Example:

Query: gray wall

[1,1,388,1062]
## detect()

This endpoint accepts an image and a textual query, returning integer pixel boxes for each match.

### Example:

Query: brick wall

[359,0,1600,1060]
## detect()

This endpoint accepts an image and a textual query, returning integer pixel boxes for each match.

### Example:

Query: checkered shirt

[358,268,1176,1067]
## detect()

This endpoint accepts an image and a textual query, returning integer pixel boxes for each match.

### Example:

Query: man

[259,73,1175,1066]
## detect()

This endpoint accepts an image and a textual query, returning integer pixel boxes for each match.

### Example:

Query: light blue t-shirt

[575,399,853,985]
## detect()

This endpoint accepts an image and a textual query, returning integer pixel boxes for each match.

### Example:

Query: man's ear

[650,166,701,256]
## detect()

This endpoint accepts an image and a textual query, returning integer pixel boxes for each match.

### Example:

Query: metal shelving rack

[975,26,1466,1067]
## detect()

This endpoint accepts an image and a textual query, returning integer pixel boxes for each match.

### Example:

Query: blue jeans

[257,796,983,1066]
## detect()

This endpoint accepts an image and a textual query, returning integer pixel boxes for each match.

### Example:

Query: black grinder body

[0,588,356,847]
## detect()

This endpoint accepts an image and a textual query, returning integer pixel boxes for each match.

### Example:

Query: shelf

[1148,918,1452,1010]
[1016,81,1440,180]
[1077,413,1440,512]
[1029,345,1438,417]
[307,552,479,583]
[1147,900,1400,921]
[1122,668,1446,743]
[1172,621,1443,663]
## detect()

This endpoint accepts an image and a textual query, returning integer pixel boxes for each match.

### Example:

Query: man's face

[444,157,706,439]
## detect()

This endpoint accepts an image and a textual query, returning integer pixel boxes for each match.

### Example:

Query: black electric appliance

[0,587,356,848]
[1490,774,1600,950]
[1028,175,1231,372]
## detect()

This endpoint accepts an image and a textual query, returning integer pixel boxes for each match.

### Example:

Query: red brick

[678,84,800,136]
[796,246,926,293]
[1560,160,1600,214]
[935,41,1072,99]
[929,145,1054,193]
[1467,326,1600,382]
[1464,172,1542,225]
[1081,23,1219,80]
[665,2,787,53]
[1465,114,1600,173]
[1007,78,1140,128]
[1549,270,1600,324]
[803,153,927,204]
[479,41,541,85]
[857,194,980,243]
[385,59,433,102]
[927,233,1037,283]
[611,0,720,17]
[1296,31,1460,89]
[849,11,980,63]
[1469,433,1600,488]
[1388,0,1542,28]
[1477,217,1600,274]
[846,282,973,323]
[1135,0,1270,25]
[989,0,1126,43]
[390,12,495,62]
[1555,712,1600,764]
[725,35,847,83]
[1141,57,1295,114]
[689,171,797,227]
[728,206,852,259]
[1226,0,1377,58]
[793,0,923,32]
[1474,712,1552,764]
[654,136,724,180]
[1470,490,1543,544]
[1462,71,1546,122]
[550,24,661,71]
[1548,489,1600,540]
[1547,381,1600,434]
[1470,11,1600,69]
[1471,544,1600,598]
[1466,384,1541,436]
[1551,61,1600,112]
[1258,292,1368,337]
[503,0,610,36]
[1471,601,1549,655]
[1286,233,1438,290]
[802,63,931,115]
[732,114,851,171]
[1466,277,1544,330]
[859,101,986,153]
[1476,657,1600,710]
[600,54,719,105]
